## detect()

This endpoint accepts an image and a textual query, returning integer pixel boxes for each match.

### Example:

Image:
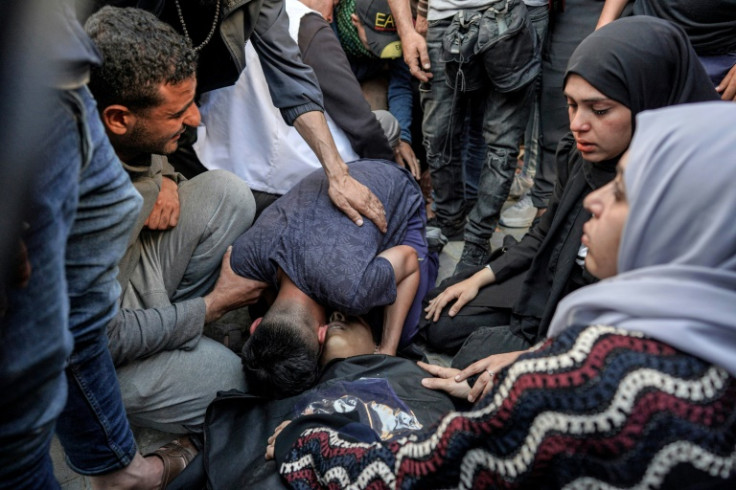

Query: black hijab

[565,16,719,123]
[512,18,718,342]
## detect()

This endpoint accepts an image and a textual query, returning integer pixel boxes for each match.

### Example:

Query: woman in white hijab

[271,103,736,488]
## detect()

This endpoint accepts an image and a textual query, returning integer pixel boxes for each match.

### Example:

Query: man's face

[127,76,200,156]
[319,312,375,366]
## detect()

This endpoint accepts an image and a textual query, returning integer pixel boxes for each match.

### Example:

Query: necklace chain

[174,0,221,52]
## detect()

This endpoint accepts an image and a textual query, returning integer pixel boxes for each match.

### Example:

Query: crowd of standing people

[1,0,735,489]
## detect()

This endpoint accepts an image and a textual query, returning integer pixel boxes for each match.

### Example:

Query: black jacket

[170,355,456,489]
[500,133,615,342]
[436,134,616,345]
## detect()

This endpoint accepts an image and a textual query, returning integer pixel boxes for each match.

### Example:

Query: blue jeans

[461,98,485,206]
[0,86,142,487]
[56,87,142,475]
[464,5,549,209]
[421,15,535,247]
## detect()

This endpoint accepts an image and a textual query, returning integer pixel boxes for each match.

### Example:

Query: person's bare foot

[88,452,163,490]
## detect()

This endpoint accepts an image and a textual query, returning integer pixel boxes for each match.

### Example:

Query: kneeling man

[235,160,436,398]
[86,7,260,433]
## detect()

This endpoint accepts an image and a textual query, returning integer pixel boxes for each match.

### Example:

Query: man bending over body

[86,7,263,433]
[234,160,437,398]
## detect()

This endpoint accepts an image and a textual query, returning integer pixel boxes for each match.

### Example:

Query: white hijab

[548,102,736,375]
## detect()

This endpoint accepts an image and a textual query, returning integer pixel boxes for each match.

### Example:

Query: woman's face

[565,74,633,163]
[581,151,630,279]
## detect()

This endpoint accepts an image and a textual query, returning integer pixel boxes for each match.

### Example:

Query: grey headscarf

[548,102,736,375]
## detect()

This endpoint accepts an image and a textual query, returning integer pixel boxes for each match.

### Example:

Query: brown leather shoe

[145,437,198,489]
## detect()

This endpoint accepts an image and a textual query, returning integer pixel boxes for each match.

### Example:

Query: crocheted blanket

[276,325,736,488]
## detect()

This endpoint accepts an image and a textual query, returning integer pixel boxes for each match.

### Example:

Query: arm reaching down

[596,0,629,29]
[388,0,432,82]
[293,111,388,232]
[204,247,270,323]
[376,244,420,355]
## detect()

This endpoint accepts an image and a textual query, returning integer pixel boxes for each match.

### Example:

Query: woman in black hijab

[421,16,719,391]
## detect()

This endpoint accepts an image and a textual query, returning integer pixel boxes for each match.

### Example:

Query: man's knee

[194,169,255,214]
[118,339,245,432]
[179,170,256,234]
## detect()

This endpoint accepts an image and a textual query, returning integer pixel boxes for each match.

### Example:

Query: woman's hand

[454,351,526,403]
[716,64,736,101]
[424,277,479,322]
[417,361,471,400]
[265,420,292,460]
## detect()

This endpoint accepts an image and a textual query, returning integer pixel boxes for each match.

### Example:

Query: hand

[716,64,736,101]
[203,247,269,323]
[400,30,432,82]
[424,276,480,322]
[454,351,525,403]
[144,177,180,230]
[417,361,471,400]
[415,15,428,37]
[328,173,388,232]
[394,141,421,180]
[265,420,292,460]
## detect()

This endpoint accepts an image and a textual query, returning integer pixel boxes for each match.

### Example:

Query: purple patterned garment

[230,159,423,315]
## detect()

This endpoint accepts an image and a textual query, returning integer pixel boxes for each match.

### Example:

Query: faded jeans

[0,86,141,488]
[421,14,535,248]
[464,6,549,209]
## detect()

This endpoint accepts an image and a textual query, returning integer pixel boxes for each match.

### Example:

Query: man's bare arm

[144,176,180,230]
[293,111,388,232]
[376,245,420,355]
[388,0,432,82]
[596,0,630,29]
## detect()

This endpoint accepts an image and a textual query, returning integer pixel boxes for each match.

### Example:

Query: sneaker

[500,194,537,228]
[427,217,465,241]
[425,226,448,254]
[508,174,534,200]
[454,241,491,276]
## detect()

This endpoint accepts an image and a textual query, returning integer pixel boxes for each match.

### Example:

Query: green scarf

[335,0,373,58]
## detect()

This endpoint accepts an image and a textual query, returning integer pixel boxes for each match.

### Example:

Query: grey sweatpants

[117,170,255,434]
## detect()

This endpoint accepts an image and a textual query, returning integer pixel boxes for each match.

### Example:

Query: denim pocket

[476,0,541,92]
